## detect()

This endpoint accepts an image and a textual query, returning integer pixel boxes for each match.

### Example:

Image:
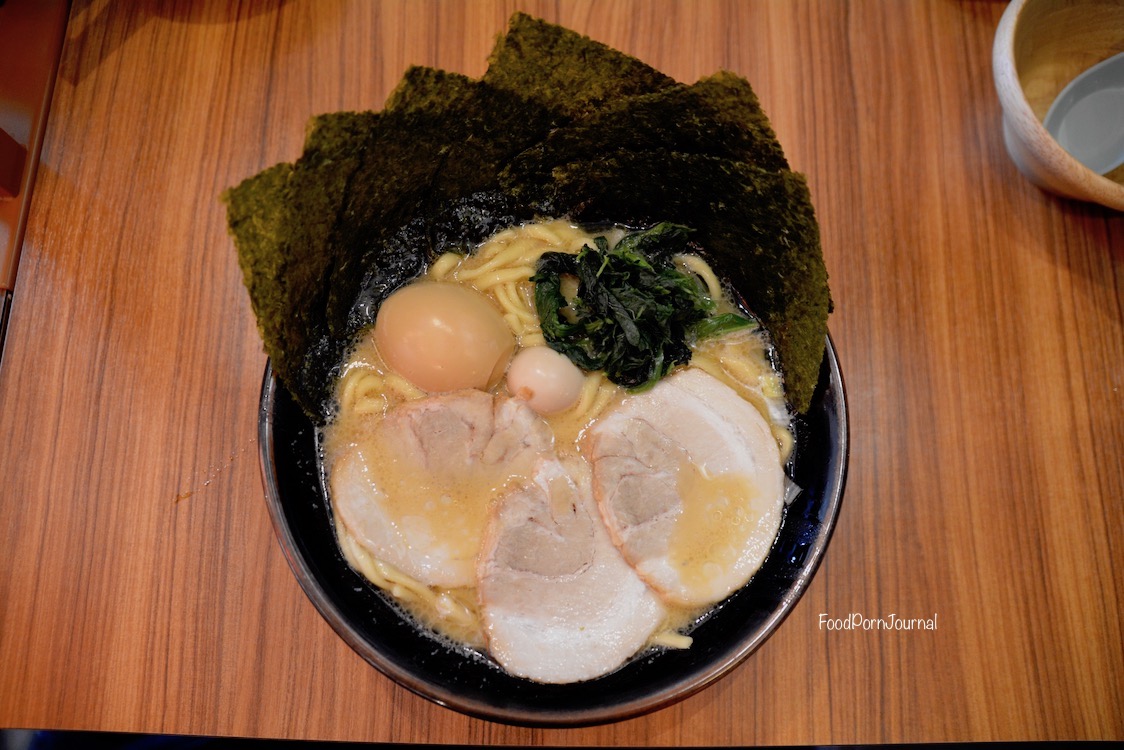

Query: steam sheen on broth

[320,219,792,682]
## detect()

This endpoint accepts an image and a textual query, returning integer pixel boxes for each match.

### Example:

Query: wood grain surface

[1,0,1121,744]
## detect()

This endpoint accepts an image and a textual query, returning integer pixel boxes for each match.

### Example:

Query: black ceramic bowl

[257,335,847,726]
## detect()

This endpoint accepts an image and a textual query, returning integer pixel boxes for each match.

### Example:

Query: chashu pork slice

[477,457,666,683]
[330,389,553,588]
[585,368,785,608]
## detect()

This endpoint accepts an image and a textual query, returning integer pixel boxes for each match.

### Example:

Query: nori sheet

[383,66,473,114]
[502,71,789,191]
[483,12,675,117]
[224,12,831,419]
[225,111,378,409]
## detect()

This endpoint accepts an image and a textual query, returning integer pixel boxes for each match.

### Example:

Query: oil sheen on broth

[320,219,793,681]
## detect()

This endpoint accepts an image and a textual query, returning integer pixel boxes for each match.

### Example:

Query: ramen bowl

[257,335,848,726]
[992,0,1124,210]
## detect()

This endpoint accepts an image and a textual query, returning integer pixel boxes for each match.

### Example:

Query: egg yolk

[374,282,515,393]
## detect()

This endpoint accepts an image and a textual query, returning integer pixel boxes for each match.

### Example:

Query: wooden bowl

[993,0,1124,210]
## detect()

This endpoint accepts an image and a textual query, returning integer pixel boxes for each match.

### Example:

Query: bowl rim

[256,334,849,726]
[992,0,1124,210]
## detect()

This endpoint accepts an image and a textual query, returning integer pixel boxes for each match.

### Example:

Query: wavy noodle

[520,221,567,245]
[586,374,619,421]
[690,342,794,462]
[456,243,528,278]
[383,372,425,401]
[339,528,484,646]
[428,251,461,280]
[497,283,537,325]
[571,372,603,416]
[675,253,725,307]
[649,630,694,649]
[463,265,539,288]
[337,369,386,416]
[336,360,425,416]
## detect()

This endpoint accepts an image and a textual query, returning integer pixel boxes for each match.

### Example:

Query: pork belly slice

[477,457,666,683]
[585,368,785,608]
[330,390,553,588]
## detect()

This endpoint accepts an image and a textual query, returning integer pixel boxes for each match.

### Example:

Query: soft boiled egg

[505,345,586,415]
[374,281,515,393]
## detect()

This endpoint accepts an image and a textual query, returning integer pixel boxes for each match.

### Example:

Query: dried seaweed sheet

[384,66,474,114]
[503,71,789,190]
[225,111,378,407]
[484,12,675,117]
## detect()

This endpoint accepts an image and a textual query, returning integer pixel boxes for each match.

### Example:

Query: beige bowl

[993,0,1124,210]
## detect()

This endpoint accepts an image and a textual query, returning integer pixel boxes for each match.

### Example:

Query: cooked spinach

[531,223,755,390]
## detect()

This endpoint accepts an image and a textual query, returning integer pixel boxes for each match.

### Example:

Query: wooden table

[1,0,1121,744]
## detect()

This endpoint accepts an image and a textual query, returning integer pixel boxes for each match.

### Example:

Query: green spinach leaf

[531,223,755,390]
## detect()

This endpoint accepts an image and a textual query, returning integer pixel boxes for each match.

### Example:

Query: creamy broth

[321,219,792,677]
